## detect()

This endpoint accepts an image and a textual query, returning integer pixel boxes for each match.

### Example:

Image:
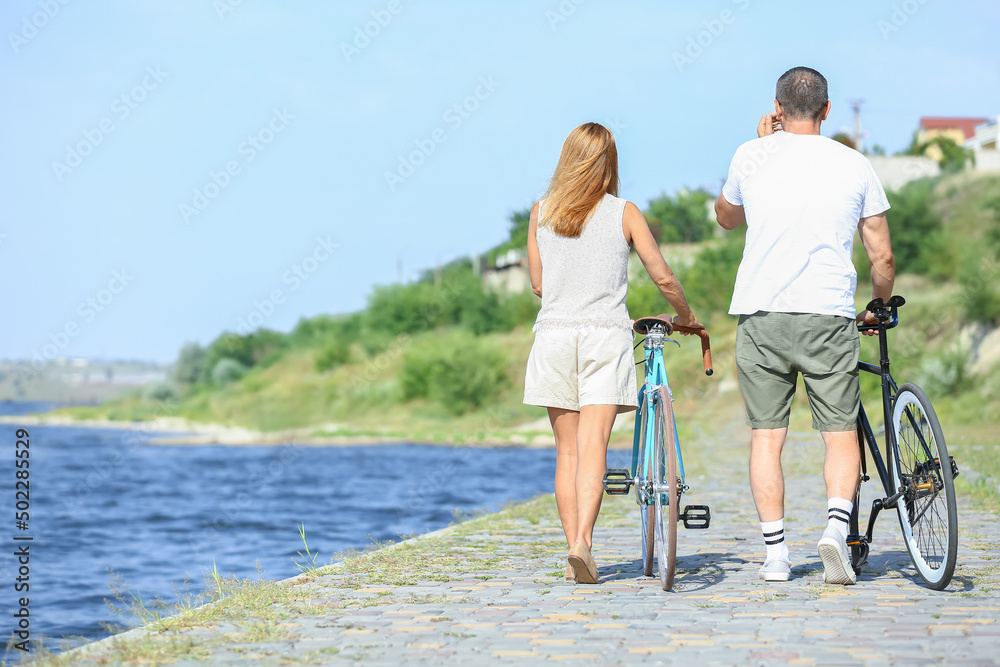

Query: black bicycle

[849,296,959,590]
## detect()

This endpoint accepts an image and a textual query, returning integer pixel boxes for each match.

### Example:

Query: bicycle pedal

[681,504,711,529]
[603,469,633,496]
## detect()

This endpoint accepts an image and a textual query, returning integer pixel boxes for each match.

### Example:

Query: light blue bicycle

[603,315,714,590]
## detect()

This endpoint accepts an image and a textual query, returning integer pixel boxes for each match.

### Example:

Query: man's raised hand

[757,113,782,138]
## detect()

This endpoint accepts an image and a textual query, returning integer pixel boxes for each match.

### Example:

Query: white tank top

[533,193,632,332]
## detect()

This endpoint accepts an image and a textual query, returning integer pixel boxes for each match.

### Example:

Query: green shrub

[959,259,1000,324]
[916,346,970,398]
[143,381,179,403]
[290,313,363,348]
[211,358,248,386]
[200,329,289,383]
[400,331,509,415]
[645,188,716,244]
[885,178,943,275]
[678,231,745,314]
[315,339,352,372]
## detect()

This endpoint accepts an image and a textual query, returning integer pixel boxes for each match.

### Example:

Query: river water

[0,402,555,648]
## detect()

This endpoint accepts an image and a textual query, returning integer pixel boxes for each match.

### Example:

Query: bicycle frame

[853,306,916,549]
[631,328,684,506]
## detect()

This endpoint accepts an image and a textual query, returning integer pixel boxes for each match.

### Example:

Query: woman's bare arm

[527,201,542,298]
[623,202,701,328]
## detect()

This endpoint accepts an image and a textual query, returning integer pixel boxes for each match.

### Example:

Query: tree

[486,207,532,266]
[831,132,856,149]
[644,188,715,244]
[173,342,207,385]
[904,133,974,174]
[211,358,248,386]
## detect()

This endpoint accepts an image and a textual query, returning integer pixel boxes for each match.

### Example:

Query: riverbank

[0,411,646,448]
[32,430,1000,666]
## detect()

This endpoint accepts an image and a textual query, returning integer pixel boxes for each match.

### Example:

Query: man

[715,66,895,585]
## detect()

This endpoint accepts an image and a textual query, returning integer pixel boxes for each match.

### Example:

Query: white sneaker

[817,528,857,585]
[758,558,791,581]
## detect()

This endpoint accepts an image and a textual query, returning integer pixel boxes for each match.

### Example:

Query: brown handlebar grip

[668,325,714,376]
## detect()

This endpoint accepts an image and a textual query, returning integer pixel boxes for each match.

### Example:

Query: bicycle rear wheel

[652,386,679,591]
[890,383,958,590]
[635,390,655,577]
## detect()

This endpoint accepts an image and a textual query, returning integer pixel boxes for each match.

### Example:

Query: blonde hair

[540,122,620,237]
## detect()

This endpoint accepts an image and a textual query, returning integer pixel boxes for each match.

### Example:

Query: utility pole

[851,99,864,151]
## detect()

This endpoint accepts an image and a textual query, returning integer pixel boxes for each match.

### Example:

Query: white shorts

[523,327,639,413]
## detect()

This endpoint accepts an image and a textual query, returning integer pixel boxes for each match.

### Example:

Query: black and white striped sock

[826,498,853,541]
[761,519,789,562]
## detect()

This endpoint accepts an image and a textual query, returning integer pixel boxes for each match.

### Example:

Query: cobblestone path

[63,433,999,666]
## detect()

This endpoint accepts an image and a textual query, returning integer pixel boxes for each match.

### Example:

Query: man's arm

[527,202,542,298]
[715,194,746,230]
[716,113,782,230]
[856,212,895,332]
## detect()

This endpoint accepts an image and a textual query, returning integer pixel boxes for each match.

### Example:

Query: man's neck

[780,118,823,135]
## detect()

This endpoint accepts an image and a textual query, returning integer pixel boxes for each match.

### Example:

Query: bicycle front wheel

[652,386,679,591]
[890,383,958,590]
[636,393,655,577]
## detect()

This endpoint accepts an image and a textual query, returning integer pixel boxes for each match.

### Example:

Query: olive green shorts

[735,311,860,432]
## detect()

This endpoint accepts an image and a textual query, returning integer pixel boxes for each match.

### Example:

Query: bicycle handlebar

[857,295,905,333]
[672,325,714,377]
[633,315,714,376]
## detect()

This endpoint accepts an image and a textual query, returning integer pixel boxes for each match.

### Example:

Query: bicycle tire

[653,386,679,591]
[635,390,655,577]
[641,505,655,577]
[890,383,958,590]
[848,422,868,575]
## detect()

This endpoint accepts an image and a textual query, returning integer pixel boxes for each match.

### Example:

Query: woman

[523,122,701,584]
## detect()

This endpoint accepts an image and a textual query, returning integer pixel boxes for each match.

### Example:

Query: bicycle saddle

[633,314,673,335]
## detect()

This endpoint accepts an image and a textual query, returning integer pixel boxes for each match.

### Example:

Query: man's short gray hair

[775,67,828,121]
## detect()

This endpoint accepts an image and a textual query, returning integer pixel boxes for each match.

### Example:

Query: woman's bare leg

[549,407,581,548]
[574,404,619,547]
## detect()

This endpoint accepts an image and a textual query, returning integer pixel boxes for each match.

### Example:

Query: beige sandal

[568,541,599,584]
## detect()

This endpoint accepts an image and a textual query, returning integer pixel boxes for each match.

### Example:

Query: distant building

[915,116,988,165]
[482,248,530,294]
[964,116,1000,172]
[917,117,988,146]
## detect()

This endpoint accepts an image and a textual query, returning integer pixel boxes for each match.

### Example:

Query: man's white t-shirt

[722,132,890,318]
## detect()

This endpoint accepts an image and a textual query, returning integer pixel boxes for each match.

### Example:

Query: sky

[3,0,999,363]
